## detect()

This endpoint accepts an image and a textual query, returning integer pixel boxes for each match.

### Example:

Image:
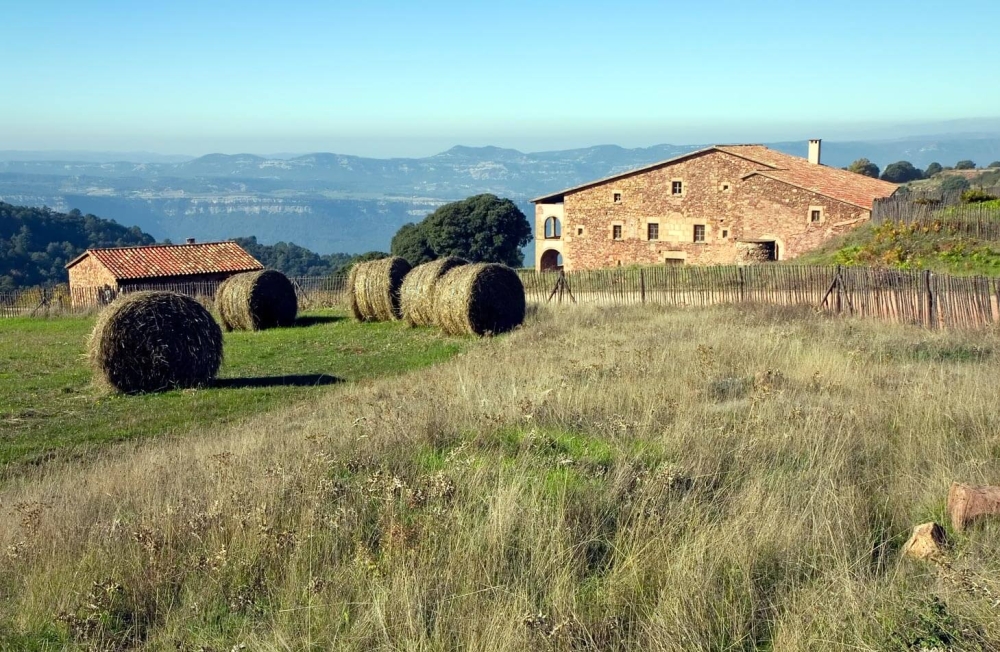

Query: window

[810,209,822,223]
[722,229,729,238]
[577,227,584,236]
[720,183,731,192]
[647,223,659,241]
[664,257,684,266]
[693,225,706,243]
[613,192,622,204]
[672,181,683,195]
[612,224,622,240]
[544,216,562,239]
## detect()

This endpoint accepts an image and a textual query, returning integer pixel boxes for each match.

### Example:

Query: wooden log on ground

[901,522,947,560]
[947,482,1000,531]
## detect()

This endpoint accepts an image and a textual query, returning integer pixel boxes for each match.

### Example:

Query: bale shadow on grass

[293,315,345,328]
[212,374,344,389]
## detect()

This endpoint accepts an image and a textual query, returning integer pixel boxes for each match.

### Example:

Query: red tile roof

[66,241,263,280]
[746,167,899,210]
[715,145,807,169]
[532,143,899,209]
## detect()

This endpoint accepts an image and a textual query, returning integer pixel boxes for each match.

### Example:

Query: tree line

[0,203,156,290]
[0,203,386,290]
[1,195,534,291]
[846,158,1000,186]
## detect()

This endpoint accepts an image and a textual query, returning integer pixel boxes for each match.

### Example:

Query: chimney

[185,237,196,244]
[808,139,822,165]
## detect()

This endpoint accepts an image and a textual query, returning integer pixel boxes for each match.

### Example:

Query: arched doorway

[540,249,563,271]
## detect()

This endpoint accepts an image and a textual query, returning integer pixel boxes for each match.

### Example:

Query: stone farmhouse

[65,239,263,306]
[531,140,898,271]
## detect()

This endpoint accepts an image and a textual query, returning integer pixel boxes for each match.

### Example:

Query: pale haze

[3,0,999,157]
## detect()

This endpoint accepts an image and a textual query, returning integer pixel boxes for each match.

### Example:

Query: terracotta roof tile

[532,143,897,207]
[717,144,898,209]
[68,241,264,280]
[746,167,898,210]
[714,145,805,169]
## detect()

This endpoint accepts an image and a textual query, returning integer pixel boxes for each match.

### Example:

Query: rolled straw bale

[216,269,298,331]
[89,291,223,393]
[400,257,469,327]
[433,262,526,336]
[347,256,412,321]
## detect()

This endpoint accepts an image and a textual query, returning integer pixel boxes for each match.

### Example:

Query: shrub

[960,189,999,204]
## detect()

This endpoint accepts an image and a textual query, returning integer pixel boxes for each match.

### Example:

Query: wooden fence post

[925,269,935,329]
[835,266,843,314]
[639,269,646,305]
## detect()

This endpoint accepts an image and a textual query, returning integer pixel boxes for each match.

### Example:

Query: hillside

[0,203,154,290]
[4,135,1000,255]
[796,199,1000,275]
[0,202,366,289]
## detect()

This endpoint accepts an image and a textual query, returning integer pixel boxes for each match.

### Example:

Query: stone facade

[533,148,879,272]
[67,254,118,291]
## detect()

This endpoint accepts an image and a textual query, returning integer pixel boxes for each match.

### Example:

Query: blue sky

[2,0,999,157]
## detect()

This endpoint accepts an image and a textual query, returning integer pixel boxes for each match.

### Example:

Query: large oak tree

[390,194,531,267]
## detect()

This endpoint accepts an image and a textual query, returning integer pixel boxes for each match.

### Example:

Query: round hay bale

[399,257,469,327]
[216,269,298,331]
[347,256,412,321]
[433,263,526,336]
[89,291,223,394]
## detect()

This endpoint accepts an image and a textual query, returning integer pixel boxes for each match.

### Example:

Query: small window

[722,229,729,238]
[672,181,683,195]
[664,257,684,266]
[810,209,822,223]
[693,224,706,243]
[577,227,584,236]
[721,183,731,192]
[647,223,659,241]
[612,224,622,240]
[613,192,622,204]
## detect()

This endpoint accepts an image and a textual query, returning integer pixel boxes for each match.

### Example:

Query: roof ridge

[87,240,236,252]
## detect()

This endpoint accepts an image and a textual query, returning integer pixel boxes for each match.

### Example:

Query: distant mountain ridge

[2,135,1000,255]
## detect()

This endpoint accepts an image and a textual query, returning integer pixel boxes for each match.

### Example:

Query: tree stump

[947,482,1000,532]
[902,522,947,560]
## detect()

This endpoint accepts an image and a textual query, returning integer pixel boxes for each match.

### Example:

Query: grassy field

[0,310,465,475]
[3,305,1000,650]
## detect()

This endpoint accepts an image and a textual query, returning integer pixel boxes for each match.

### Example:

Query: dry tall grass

[3,305,1000,650]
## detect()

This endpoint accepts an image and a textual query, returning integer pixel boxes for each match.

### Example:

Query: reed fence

[0,275,350,318]
[4,265,1000,330]
[872,194,1000,240]
[517,265,1000,330]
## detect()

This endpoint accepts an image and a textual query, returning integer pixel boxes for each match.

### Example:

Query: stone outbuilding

[65,239,263,307]
[531,140,898,271]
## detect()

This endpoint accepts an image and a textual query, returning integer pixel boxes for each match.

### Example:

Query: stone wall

[67,255,118,291]
[535,150,870,271]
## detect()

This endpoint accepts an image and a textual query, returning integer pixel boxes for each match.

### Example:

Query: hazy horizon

[4,116,1000,161]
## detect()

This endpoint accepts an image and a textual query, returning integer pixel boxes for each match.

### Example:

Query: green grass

[0,310,466,474]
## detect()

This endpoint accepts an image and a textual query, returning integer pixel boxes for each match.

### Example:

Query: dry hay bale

[90,291,223,394]
[216,269,298,331]
[433,262,526,336]
[348,256,412,321]
[399,257,469,326]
